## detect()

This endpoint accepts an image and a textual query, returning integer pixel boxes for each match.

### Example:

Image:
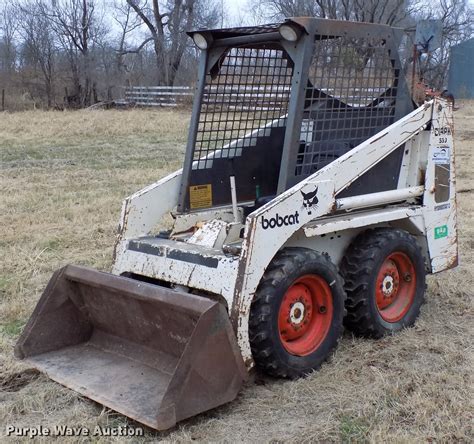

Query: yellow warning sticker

[189,184,212,209]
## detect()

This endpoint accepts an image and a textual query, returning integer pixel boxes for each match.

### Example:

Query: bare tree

[254,0,473,88]
[0,3,18,78]
[122,0,220,85]
[255,0,415,25]
[113,0,142,76]
[16,0,57,107]
[0,0,470,108]
[38,0,106,106]
[414,0,473,88]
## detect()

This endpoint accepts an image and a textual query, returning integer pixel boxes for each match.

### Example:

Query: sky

[0,0,255,29]
[224,0,243,20]
[1,0,472,33]
[223,0,253,26]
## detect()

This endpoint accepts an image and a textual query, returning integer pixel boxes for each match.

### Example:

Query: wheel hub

[375,252,416,322]
[289,301,306,325]
[280,284,313,336]
[382,275,395,296]
[278,275,334,356]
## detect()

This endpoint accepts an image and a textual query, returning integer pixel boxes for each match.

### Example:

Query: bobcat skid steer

[16,18,458,430]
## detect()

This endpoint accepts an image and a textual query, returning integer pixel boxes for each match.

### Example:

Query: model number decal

[433,126,451,136]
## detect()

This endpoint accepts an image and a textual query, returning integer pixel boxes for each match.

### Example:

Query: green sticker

[434,225,448,239]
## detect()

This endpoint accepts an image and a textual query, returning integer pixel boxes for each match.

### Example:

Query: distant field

[0,104,472,442]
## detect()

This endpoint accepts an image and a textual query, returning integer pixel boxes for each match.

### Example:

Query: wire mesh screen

[193,46,293,170]
[296,36,400,177]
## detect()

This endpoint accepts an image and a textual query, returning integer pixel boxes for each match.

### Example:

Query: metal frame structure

[178,18,414,213]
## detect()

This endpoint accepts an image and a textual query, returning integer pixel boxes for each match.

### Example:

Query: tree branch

[119,36,154,54]
[126,0,158,38]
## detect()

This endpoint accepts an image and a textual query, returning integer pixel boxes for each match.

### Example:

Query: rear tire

[249,248,346,379]
[341,228,426,338]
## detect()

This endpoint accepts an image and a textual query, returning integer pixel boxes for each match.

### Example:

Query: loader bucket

[15,265,247,430]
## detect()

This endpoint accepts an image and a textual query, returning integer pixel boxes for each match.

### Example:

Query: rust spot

[419,168,426,185]
[446,254,459,270]
[244,356,254,368]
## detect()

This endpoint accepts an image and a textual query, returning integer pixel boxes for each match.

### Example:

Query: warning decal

[189,184,212,209]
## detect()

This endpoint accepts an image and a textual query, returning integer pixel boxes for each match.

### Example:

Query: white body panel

[112,99,458,368]
[304,206,424,237]
[422,102,458,272]
[115,169,182,241]
[114,242,239,305]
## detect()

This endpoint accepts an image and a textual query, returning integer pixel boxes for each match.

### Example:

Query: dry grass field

[0,104,472,442]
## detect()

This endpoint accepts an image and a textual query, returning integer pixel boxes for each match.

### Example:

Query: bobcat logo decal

[301,186,319,215]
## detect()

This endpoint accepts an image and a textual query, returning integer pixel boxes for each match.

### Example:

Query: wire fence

[123,84,388,108]
[123,86,194,107]
[123,85,293,108]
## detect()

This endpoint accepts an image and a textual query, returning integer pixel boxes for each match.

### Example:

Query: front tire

[341,228,426,338]
[249,248,346,379]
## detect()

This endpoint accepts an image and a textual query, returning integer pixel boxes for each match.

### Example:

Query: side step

[15,265,247,430]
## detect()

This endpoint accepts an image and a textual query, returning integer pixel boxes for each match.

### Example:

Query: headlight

[278,23,303,42]
[193,33,212,50]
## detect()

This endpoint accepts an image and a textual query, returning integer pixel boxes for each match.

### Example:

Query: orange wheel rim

[375,252,416,322]
[278,275,333,356]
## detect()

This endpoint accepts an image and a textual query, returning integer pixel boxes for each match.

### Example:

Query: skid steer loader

[16,18,458,430]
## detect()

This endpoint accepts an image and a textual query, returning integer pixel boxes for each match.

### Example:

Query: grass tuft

[339,415,369,443]
[0,319,24,337]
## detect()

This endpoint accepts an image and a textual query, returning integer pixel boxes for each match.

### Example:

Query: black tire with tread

[340,228,426,338]
[249,247,346,379]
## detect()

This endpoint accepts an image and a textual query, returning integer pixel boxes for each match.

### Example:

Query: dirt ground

[0,103,472,443]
